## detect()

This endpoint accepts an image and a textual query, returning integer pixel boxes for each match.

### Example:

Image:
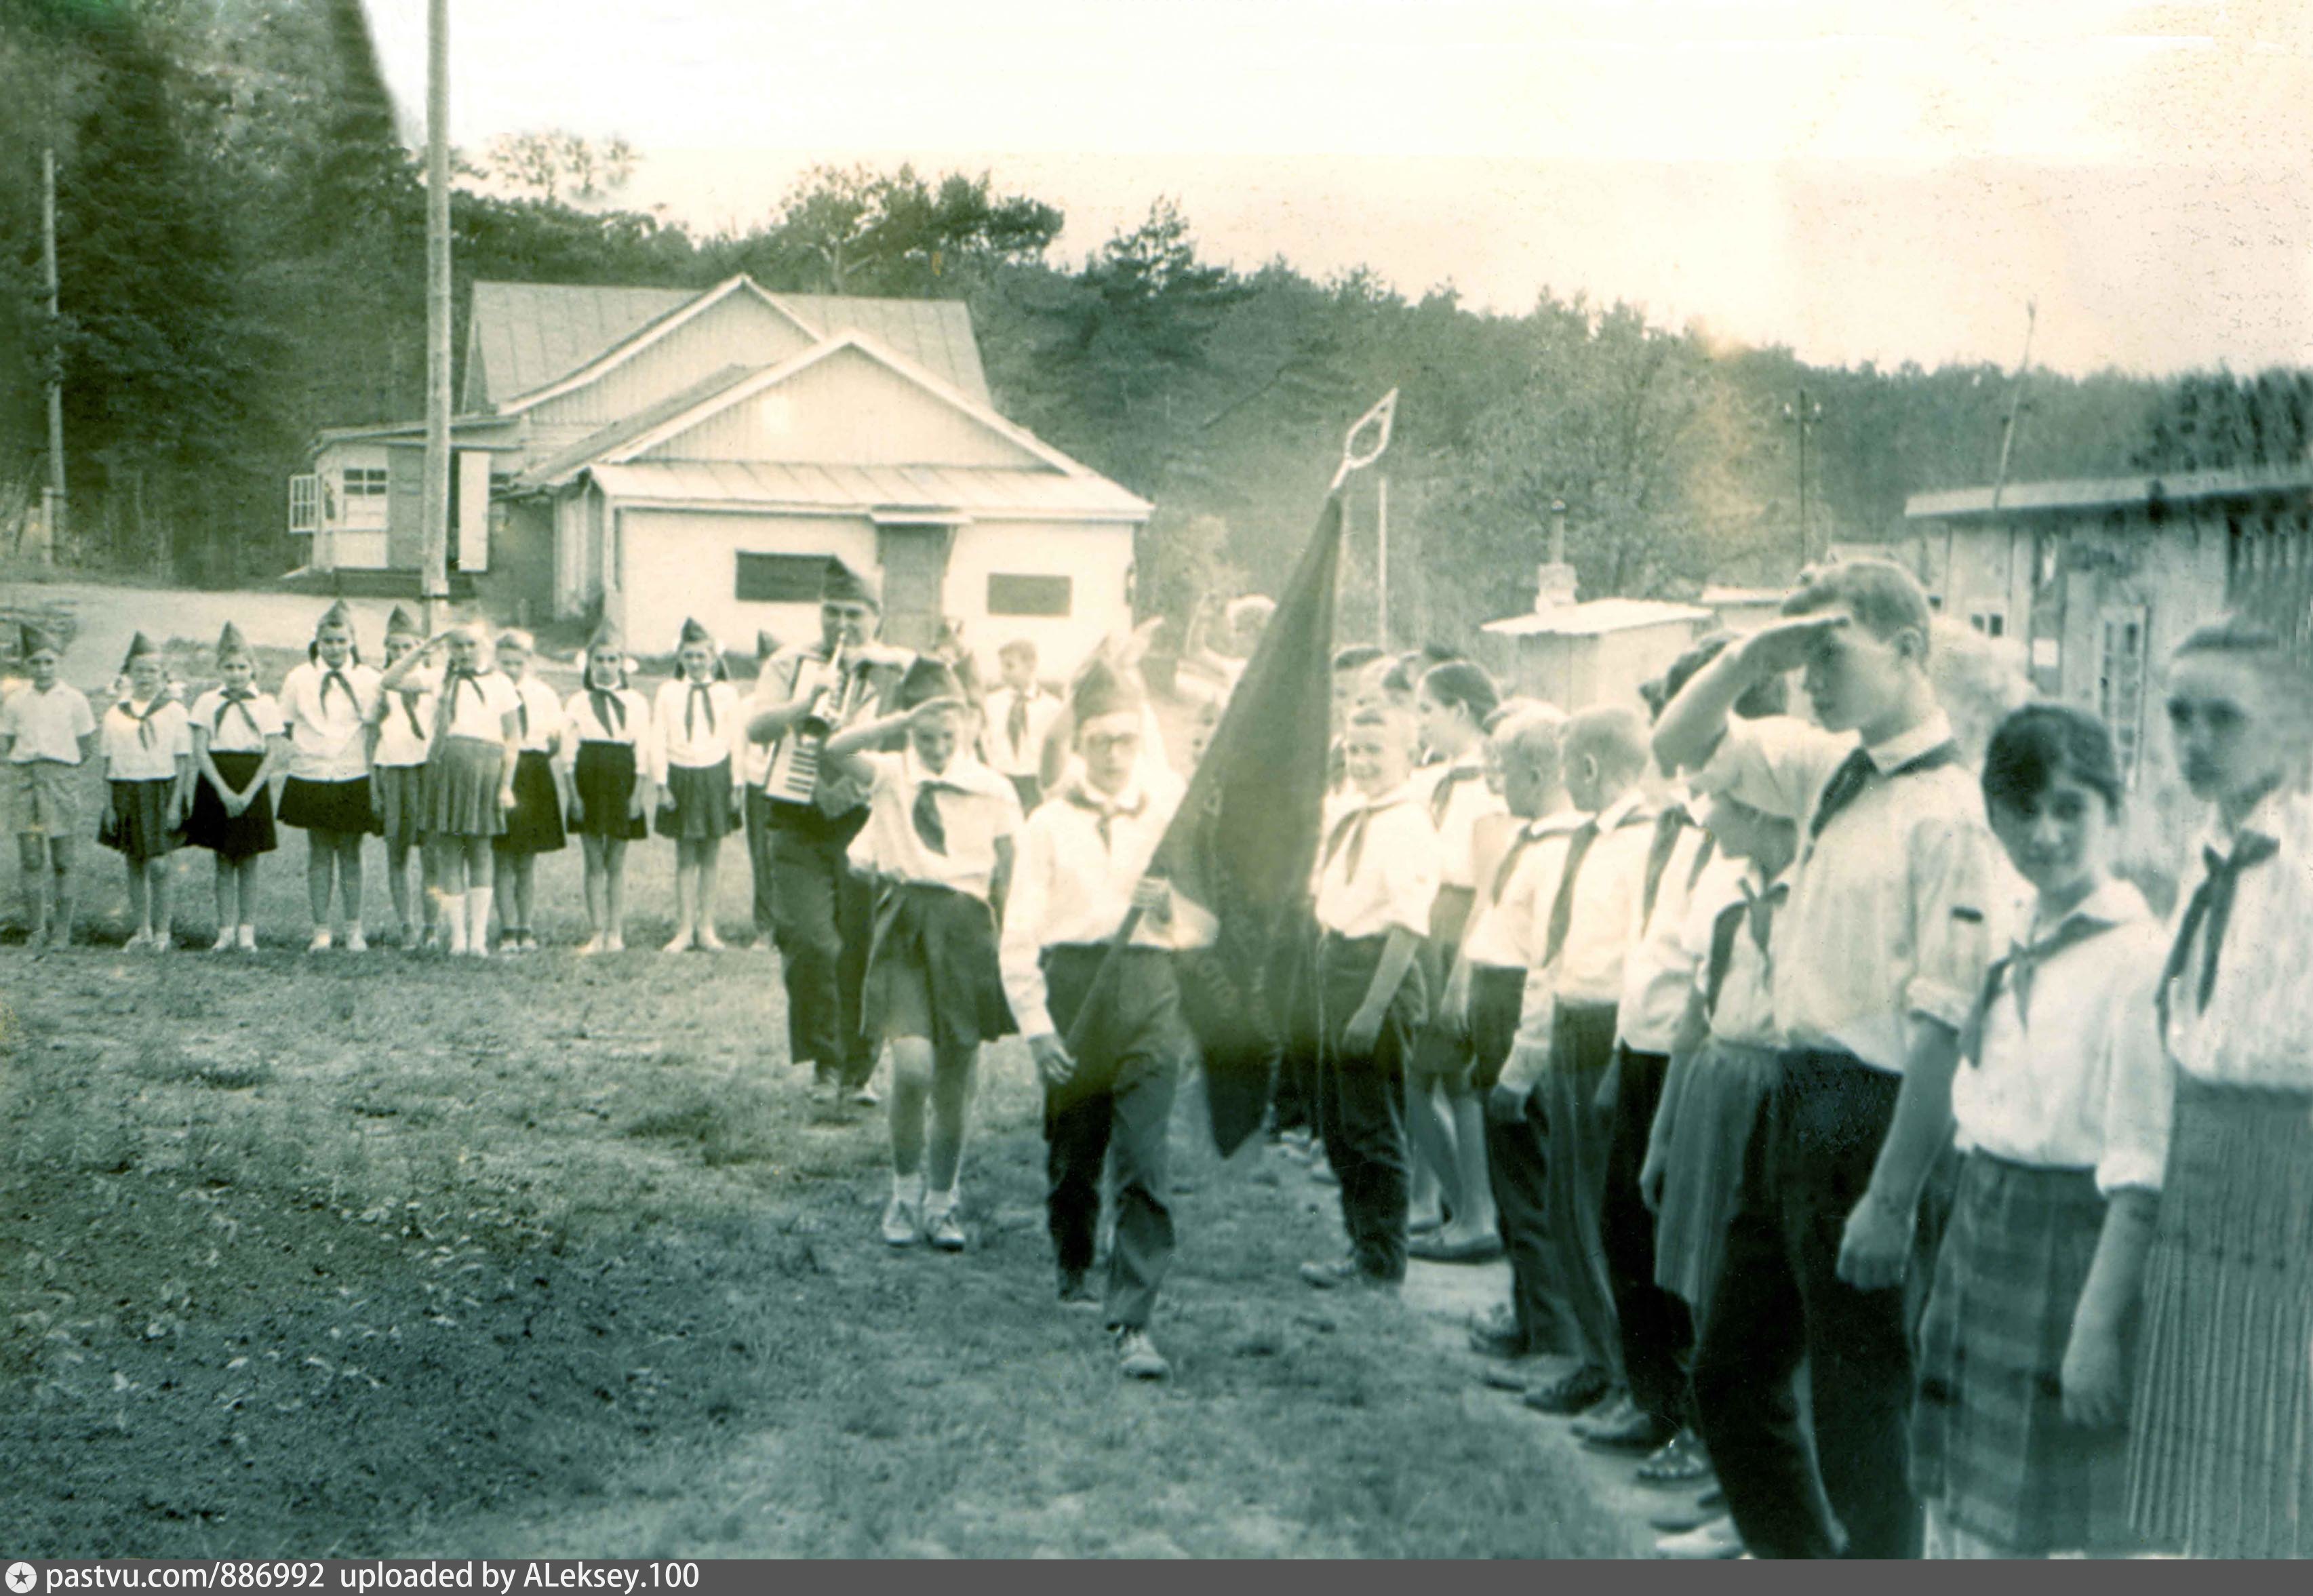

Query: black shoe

[1522,1363,1612,1416]
[1057,1269,1100,1312]
[1580,1403,1678,1455]
[1570,1390,1638,1439]
[1467,1321,1531,1360]
[1636,1429,1714,1488]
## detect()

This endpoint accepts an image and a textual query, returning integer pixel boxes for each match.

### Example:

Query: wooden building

[294,277,1150,671]
[1478,563,1711,713]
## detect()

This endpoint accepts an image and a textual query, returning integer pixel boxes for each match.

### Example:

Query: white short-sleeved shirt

[99,695,192,780]
[652,678,741,779]
[1312,782,1440,940]
[189,687,285,756]
[1617,808,1724,1053]
[1460,812,1585,970]
[279,660,382,781]
[1507,791,1659,1049]
[1415,755,1505,893]
[1695,710,2006,1074]
[846,748,1023,902]
[564,685,650,749]
[420,668,522,746]
[983,684,1066,781]
[505,675,565,755]
[2158,787,2313,1094]
[1,681,96,764]
[371,669,439,768]
[1953,877,2171,1195]
[1682,858,1781,1048]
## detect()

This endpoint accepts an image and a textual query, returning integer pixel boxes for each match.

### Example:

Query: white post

[41,145,64,563]
[420,0,453,631]
[1376,472,1389,648]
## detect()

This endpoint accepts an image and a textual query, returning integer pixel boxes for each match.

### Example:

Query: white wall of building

[309,442,391,570]
[946,518,1135,683]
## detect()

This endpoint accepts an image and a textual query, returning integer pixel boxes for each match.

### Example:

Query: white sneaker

[849,1083,881,1106]
[151,931,172,954]
[344,927,369,953]
[696,927,728,953]
[307,928,332,953]
[604,932,625,953]
[125,928,152,951]
[924,1203,968,1252]
[1655,1516,1744,1560]
[879,1196,922,1247]
[1115,1328,1171,1381]
[576,934,606,957]
[237,925,258,952]
[212,929,237,953]
[662,930,694,955]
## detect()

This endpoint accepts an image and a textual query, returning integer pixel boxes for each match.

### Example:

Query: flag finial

[1331,389,1398,492]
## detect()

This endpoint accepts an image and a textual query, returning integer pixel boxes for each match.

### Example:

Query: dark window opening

[987,573,1072,617]
[736,552,836,603]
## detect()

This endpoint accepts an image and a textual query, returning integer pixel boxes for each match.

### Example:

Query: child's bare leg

[306,832,334,929]
[513,854,536,940]
[148,857,174,946]
[125,856,151,938]
[694,837,723,946]
[333,832,365,934]
[1442,1080,1498,1243]
[581,835,608,942]
[888,1037,934,1178]
[22,834,51,943]
[49,837,74,945]
[603,838,627,947]
[234,858,260,935]
[385,839,413,934]
[926,1043,980,1198]
[1406,1073,1450,1226]
[666,845,698,952]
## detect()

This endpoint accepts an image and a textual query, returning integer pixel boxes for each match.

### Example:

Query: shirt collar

[906,745,1003,798]
[1351,778,1419,815]
[2202,782,2304,856]
[1526,807,1587,840]
[1067,772,1145,814]
[1595,789,1647,831]
[1862,709,1955,772]
[2027,875,2148,943]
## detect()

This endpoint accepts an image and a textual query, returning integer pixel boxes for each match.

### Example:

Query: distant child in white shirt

[490,629,570,953]
[381,619,521,957]
[562,619,653,955]
[277,600,383,951]
[97,631,194,950]
[826,657,1023,1253]
[186,622,286,951]
[369,606,437,949]
[651,617,743,955]
[1,622,97,949]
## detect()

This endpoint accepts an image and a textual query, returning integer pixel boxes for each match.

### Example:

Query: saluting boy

[2,623,97,949]
[1299,705,1440,1291]
[1490,706,1659,1420]
[1655,560,2002,1560]
[1000,660,1206,1380]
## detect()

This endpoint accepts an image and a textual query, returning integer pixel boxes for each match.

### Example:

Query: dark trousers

[1316,932,1425,1281]
[1603,1045,1694,1426]
[1041,946,1186,1330]
[1691,1050,1920,1559]
[769,817,875,1085]
[1269,915,1321,1136]
[744,787,780,937]
[1471,964,1570,1356]
[1540,1002,1623,1378]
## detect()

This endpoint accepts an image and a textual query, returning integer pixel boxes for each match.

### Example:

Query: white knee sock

[891,1171,925,1206]
[467,885,494,952]
[440,893,467,953]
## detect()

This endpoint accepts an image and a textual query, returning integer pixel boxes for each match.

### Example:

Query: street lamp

[1783,388,1823,571]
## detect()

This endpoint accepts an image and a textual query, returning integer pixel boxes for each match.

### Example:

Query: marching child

[97,631,193,950]
[382,619,520,957]
[1655,559,2002,1560]
[1,622,97,949]
[1902,703,2168,1559]
[652,616,743,955]
[490,629,570,953]
[369,607,437,949]
[983,638,1063,814]
[186,622,284,951]
[826,657,1022,1252]
[2125,619,2313,1559]
[562,620,653,954]
[1406,659,1507,1262]
[277,600,381,951]
[1299,704,1440,1291]
[1000,660,1204,1378]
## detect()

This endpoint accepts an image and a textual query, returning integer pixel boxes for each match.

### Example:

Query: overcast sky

[361,1,2312,378]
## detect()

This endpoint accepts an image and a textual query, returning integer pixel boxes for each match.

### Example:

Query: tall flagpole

[420,0,453,632]
[41,145,66,562]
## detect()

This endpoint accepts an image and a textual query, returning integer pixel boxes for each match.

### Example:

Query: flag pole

[1060,390,1398,1065]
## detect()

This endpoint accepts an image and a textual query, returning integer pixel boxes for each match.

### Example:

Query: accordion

[762,652,871,806]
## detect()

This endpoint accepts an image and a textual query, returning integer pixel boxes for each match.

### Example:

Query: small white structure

[296,276,1151,673]
[1480,565,1712,712]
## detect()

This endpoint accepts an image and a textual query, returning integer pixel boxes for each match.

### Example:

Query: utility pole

[1375,473,1389,648]
[1783,387,1823,571]
[1989,300,2038,517]
[420,0,453,632]
[40,145,65,563]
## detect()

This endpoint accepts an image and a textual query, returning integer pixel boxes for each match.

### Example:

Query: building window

[342,466,388,498]
[1968,610,2006,637]
[987,573,1073,617]
[288,474,319,535]
[735,552,835,604]
[2098,603,2149,784]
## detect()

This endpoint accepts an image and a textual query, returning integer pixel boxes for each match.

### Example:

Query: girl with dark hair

[1907,702,2167,1557]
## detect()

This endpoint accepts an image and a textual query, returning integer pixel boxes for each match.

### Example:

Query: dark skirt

[424,735,507,839]
[98,777,183,862]
[656,758,737,841]
[277,774,377,835]
[1653,1038,1780,1309]
[494,749,566,855]
[2127,1075,2313,1559]
[572,742,646,841]
[1408,887,1477,1083]
[372,764,427,850]
[861,880,1016,1054]
[1912,1150,2136,1556]
[184,752,276,860]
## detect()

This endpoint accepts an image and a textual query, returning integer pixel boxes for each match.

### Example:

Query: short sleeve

[991,776,1025,839]
[1691,715,1846,824]
[71,692,96,738]
[1378,808,1441,938]
[258,696,286,736]
[1903,805,2002,1033]
[2097,934,2175,1195]
[167,704,193,757]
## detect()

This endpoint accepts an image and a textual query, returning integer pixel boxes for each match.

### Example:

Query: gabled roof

[1905,462,2313,521]
[511,364,758,492]
[601,330,1096,483]
[582,461,1150,523]
[467,277,993,414]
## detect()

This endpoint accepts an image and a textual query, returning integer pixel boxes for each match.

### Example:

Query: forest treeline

[5,0,2310,645]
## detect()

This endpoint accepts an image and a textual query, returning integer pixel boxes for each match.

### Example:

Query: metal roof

[584,460,1151,522]
[1905,462,2313,521]
[511,365,759,491]
[1481,598,1713,639]
[467,280,992,410]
